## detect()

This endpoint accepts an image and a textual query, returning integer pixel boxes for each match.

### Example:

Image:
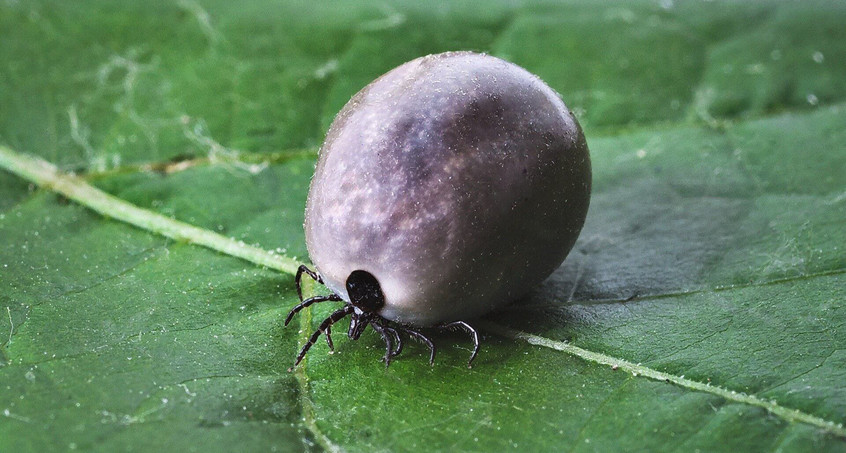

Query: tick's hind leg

[439,321,480,368]
[402,327,436,365]
[295,264,324,302]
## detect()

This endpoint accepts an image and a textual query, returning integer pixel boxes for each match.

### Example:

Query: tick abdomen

[305,51,590,326]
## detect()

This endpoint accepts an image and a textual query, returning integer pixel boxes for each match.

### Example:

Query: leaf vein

[478,321,846,438]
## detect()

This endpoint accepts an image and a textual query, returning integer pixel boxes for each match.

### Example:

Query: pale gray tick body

[288,51,590,367]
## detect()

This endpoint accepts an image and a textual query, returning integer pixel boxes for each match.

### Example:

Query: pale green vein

[291,278,343,453]
[0,145,299,275]
[82,148,317,180]
[2,145,844,440]
[478,321,846,438]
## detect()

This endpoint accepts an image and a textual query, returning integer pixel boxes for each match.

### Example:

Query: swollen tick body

[287,51,591,368]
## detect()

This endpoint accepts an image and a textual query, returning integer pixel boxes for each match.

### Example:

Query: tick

[287,51,591,368]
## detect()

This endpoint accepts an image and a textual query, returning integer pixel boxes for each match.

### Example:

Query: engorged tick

[286,51,591,368]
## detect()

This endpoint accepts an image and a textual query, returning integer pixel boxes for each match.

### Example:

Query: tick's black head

[346,270,385,313]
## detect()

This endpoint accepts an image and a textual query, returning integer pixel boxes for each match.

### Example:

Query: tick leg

[403,328,436,366]
[370,323,395,367]
[384,326,403,358]
[372,318,402,357]
[440,321,480,368]
[285,294,342,326]
[293,306,352,367]
[373,319,403,357]
[325,325,334,351]
[295,264,324,302]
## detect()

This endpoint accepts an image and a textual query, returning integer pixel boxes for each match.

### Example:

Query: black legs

[293,306,354,367]
[404,328,436,365]
[284,294,342,326]
[372,318,478,368]
[439,321,480,368]
[288,265,481,367]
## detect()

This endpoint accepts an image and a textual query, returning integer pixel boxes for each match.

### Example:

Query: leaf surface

[1,1,845,451]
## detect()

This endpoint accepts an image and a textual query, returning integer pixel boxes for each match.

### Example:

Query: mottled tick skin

[305,51,591,326]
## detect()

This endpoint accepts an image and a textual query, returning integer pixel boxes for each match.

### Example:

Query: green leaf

[1,1,845,451]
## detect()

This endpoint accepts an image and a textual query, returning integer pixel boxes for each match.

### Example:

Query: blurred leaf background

[1,0,845,451]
